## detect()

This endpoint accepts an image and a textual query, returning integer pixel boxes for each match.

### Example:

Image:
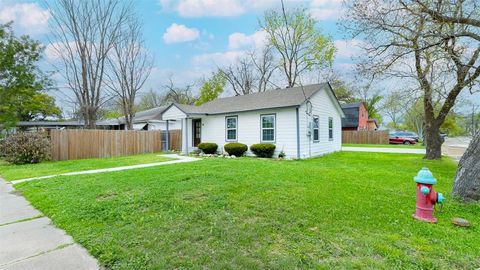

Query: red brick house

[341,102,369,131]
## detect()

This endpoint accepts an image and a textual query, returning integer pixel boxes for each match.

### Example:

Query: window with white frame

[226,116,237,141]
[313,116,319,142]
[261,114,275,142]
[328,117,333,140]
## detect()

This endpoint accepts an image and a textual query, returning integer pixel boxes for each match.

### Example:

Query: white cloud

[0,2,50,35]
[163,23,200,44]
[309,0,344,20]
[192,50,246,68]
[333,39,366,59]
[159,0,302,18]
[228,30,268,50]
[176,0,245,17]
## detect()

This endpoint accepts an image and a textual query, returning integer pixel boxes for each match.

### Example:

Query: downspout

[166,120,169,151]
[296,107,300,159]
[184,118,189,155]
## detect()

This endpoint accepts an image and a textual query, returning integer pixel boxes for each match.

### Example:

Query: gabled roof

[168,83,342,115]
[97,106,168,126]
[340,102,364,109]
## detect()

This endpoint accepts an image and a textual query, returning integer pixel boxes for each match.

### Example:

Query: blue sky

[0,0,354,91]
[1,0,477,118]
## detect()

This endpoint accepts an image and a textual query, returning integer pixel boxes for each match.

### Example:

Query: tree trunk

[452,132,480,201]
[424,122,443,159]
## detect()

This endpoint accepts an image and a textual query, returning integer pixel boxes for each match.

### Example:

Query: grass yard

[14,152,479,269]
[0,153,174,181]
[343,143,426,149]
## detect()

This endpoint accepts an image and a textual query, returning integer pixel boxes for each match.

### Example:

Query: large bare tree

[163,77,197,105]
[222,47,278,95]
[106,17,153,130]
[344,0,480,159]
[48,0,130,128]
[222,56,256,95]
[260,1,335,87]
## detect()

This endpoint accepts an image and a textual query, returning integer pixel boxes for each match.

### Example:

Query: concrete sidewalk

[0,179,99,270]
[342,147,426,154]
[11,154,200,185]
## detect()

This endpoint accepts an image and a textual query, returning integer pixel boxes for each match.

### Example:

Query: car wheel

[403,141,411,145]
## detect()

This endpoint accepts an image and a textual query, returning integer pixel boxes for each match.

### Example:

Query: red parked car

[389,134,417,145]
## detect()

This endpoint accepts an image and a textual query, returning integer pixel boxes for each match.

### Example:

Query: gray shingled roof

[174,83,332,115]
[97,106,167,126]
[340,102,363,109]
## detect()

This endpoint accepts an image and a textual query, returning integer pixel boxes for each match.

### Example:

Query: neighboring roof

[97,106,168,126]
[16,121,85,127]
[169,83,342,115]
[340,102,364,109]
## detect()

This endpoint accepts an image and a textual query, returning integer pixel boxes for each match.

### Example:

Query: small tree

[383,91,406,129]
[195,70,226,105]
[260,1,335,87]
[0,23,60,130]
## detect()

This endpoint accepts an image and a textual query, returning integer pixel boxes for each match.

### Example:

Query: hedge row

[197,142,277,158]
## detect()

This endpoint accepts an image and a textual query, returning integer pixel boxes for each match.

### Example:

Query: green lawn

[14,152,479,269]
[0,153,174,181]
[343,143,426,149]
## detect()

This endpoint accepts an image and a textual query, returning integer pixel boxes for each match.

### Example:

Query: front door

[192,119,201,147]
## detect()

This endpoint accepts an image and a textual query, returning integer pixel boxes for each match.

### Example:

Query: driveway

[442,136,471,162]
[342,147,426,154]
[0,179,99,270]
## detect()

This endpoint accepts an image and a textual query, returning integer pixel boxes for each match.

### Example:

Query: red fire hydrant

[413,167,444,223]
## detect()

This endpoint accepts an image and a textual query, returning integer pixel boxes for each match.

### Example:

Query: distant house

[341,102,369,131]
[161,83,345,159]
[13,120,86,132]
[367,119,379,131]
[97,106,181,131]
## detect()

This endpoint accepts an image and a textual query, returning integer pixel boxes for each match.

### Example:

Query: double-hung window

[328,117,333,140]
[313,116,319,142]
[261,114,275,142]
[226,116,237,141]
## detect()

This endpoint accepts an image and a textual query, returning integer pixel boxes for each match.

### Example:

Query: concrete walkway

[342,146,426,154]
[11,154,200,185]
[0,179,99,270]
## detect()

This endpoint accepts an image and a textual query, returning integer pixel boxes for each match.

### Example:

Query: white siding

[199,107,298,158]
[298,88,342,158]
[147,120,181,130]
[162,105,186,120]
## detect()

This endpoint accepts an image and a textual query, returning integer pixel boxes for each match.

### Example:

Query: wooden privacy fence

[50,129,182,161]
[342,130,389,144]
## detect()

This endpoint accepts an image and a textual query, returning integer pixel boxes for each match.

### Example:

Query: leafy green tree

[195,71,226,106]
[404,99,425,139]
[363,95,383,124]
[260,2,335,87]
[0,23,60,130]
[330,80,358,104]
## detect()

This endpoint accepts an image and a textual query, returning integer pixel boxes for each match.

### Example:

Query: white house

[162,83,345,159]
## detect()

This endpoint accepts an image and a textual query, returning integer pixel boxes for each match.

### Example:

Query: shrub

[197,142,218,154]
[3,132,51,164]
[224,142,247,157]
[0,139,5,157]
[250,143,276,158]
